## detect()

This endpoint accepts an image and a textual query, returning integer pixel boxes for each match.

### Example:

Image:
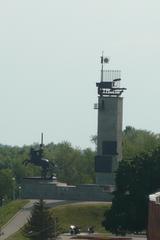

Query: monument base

[22,177,113,201]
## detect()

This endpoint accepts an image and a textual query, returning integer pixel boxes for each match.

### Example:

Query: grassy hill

[0,200,28,228]
[6,202,111,240]
[51,202,111,233]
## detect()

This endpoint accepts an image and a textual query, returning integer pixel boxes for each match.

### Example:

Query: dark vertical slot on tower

[102,141,117,155]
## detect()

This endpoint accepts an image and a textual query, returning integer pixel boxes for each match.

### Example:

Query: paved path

[0,199,65,240]
[60,233,147,240]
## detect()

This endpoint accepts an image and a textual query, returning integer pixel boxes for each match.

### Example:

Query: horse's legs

[23,159,29,166]
[41,167,48,179]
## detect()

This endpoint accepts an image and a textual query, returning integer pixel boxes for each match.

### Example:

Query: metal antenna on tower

[40,133,44,148]
[101,51,104,82]
[101,52,110,82]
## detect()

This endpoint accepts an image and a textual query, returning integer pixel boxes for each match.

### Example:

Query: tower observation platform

[94,56,126,187]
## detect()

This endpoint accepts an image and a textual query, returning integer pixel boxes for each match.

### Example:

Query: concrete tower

[94,55,126,187]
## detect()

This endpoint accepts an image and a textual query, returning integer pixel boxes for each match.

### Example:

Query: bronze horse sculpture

[23,134,55,179]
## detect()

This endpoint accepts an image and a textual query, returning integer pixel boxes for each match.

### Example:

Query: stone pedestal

[22,177,113,201]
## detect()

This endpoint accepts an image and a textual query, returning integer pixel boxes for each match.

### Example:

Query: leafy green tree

[0,140,95,194]
[0,125,159,202]
[123,126,160,159]
[46,141,95,185]
[24,199,60,240]
[91,126,160,159]
[79,148,95,183]
[102,147,160,234]
[0,169,14,202]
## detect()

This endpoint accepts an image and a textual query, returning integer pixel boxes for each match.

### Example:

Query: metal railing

[102,70,121,81]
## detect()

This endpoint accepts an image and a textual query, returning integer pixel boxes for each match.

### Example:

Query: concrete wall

[22,178,113,201]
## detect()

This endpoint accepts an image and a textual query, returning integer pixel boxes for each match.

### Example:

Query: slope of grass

[0,200,29,227]
[6,230,29,240]
[6,202,111,240]
[51,203,111,233]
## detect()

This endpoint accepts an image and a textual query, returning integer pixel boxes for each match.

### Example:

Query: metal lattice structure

[97,70,126,97]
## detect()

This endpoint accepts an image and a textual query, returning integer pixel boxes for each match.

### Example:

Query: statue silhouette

[23,134,55,179]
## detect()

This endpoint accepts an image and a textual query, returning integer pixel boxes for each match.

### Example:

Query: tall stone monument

[22,56,125,201]
[94,55,126,187]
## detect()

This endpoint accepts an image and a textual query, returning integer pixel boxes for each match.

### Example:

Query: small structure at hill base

[148,192,160,240]
[22,54,126,201]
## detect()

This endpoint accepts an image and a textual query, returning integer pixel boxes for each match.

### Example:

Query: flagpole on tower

[101,51,104,82]
[101,52,110,82]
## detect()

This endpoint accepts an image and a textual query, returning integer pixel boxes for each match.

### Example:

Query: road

[60,233,147,240]
[0,199,66,240]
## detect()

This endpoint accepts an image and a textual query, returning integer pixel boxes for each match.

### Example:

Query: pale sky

[0,0,160,148]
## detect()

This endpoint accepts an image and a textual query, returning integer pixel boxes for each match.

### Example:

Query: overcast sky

[0,0,160,148]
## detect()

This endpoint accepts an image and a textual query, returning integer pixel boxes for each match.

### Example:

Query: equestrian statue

[23,133,55,179]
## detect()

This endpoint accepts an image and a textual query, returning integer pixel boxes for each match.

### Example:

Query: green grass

[0,200,29,227]
[6,230,29,240]
[51,203,111,233]
[6,202,111,240]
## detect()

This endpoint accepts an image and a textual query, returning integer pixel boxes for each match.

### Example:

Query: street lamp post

[12,177,16,200]
[18,186,22,199]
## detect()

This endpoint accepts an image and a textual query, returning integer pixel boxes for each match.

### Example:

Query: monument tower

[94,54,126,187]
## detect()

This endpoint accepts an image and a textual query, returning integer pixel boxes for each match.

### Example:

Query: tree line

[1,125,160,235]
[0,141,95,203]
